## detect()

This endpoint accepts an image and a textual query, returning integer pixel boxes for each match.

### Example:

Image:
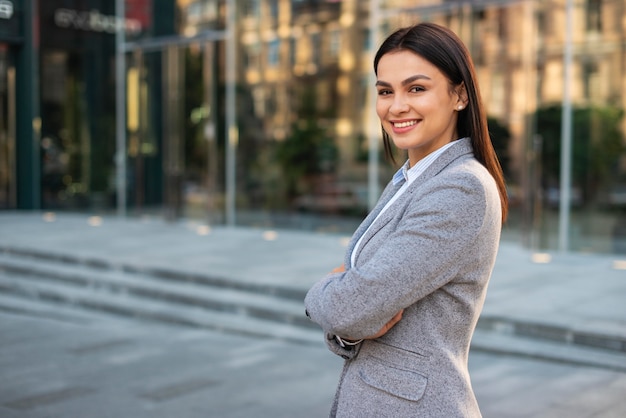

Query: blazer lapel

[408,137,474,190]
[344,180,404,267]
[348,138,475,267]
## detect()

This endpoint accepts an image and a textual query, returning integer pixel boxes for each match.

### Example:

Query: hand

[330,264,345,273]
[364,309,404,340]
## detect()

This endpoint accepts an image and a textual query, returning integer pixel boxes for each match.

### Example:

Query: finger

[388,310,403,325]
[377,311,403,336]
[385,313,402,330]
[330,264,345,273]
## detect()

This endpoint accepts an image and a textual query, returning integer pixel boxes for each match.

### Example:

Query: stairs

[1,247,626,372]
[0,249,321,345]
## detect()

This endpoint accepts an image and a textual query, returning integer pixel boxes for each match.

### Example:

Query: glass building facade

[2,0,626,255]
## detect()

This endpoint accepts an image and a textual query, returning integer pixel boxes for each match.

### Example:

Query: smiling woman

[305,22,508,417]
[375,50,467,166]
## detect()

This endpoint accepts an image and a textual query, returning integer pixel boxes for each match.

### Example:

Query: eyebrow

[376,74,431,87]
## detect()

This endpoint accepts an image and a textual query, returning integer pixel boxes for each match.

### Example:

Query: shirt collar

[392,160,410,186]
[391,139,465,187]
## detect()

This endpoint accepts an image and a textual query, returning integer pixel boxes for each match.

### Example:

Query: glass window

[311,32,320,68]
[586,0,602,33]
[0,43,15,209]
[329,28,340,58]
[270,0,279,20]
[267,39,280,67]
[243,0,260,18]
[115,0,626,254]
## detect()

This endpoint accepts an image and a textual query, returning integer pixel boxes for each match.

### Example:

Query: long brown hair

[374,23,508,222]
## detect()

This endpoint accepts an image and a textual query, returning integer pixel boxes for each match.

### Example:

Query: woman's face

[376,50,466,166]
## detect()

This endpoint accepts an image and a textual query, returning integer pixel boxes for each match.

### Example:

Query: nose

[389,94,409,114]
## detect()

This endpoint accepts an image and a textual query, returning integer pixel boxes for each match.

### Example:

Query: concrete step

[0,272,321,345]
[0,253,320,344]
[0,252,313,326]
[475,314,626,357]
[0,247,307,301]
[471,328,626,373]
[1,249,625,371]
[0,292,110,325]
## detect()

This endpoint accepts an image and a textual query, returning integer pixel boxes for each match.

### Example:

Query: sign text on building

[54,8,142,35]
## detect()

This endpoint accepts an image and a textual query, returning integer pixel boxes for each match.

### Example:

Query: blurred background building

[1,0,625,254]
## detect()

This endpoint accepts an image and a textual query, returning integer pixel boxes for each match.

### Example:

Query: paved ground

[1,311,626,418]
[0,211,626,417]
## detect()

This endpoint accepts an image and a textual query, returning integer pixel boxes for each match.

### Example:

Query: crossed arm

[329,264,404,342]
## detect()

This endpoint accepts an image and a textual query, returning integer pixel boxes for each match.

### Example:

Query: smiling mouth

[392,120,418,128]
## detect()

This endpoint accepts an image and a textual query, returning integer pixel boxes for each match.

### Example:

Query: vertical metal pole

[225,0,238,226]
[559,0,573,252]
[16,0,41,209]
[367,0,381,210]
[115,0,127,217]
[7,67,16,207]
[524,0,539,250]
[204,43,218,224]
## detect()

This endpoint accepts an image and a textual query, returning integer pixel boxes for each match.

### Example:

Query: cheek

[375,101,387,120]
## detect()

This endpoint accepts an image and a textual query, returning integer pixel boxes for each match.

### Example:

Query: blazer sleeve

[304,167,499,340]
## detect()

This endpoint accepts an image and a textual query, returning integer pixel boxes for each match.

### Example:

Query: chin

[391,140,418,150]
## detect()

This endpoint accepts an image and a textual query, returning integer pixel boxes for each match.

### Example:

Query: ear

[454,82,469,110]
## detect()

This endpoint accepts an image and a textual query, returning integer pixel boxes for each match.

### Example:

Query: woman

[304,22,508,417]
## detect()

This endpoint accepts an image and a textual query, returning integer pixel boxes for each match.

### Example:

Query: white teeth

[393,120,417,128]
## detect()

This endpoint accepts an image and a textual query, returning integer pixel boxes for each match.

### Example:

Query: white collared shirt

[350,140,462,267]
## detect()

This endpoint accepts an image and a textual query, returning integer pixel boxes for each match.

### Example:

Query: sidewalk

[3,309,625,418]
[1,211,625,364]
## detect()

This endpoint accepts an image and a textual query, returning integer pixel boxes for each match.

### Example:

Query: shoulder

[448,154,497,188]
[409,154,501,227]
[431,157,500,211]
[428,151,495,192]
[432,139,499,195]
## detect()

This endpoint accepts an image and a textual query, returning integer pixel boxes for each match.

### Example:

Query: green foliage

[536,104,625,202]
[184,49,208,175]
[275,88,338,198]
[487,117,512,179]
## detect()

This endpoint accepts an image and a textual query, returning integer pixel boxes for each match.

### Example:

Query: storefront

[3,0,226,219]
[3,0,626,255]
[0,0,20,209]
[37,1,161,212]
[0,0,174,212]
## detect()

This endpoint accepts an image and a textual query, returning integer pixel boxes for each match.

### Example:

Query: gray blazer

[305,138,502,417]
